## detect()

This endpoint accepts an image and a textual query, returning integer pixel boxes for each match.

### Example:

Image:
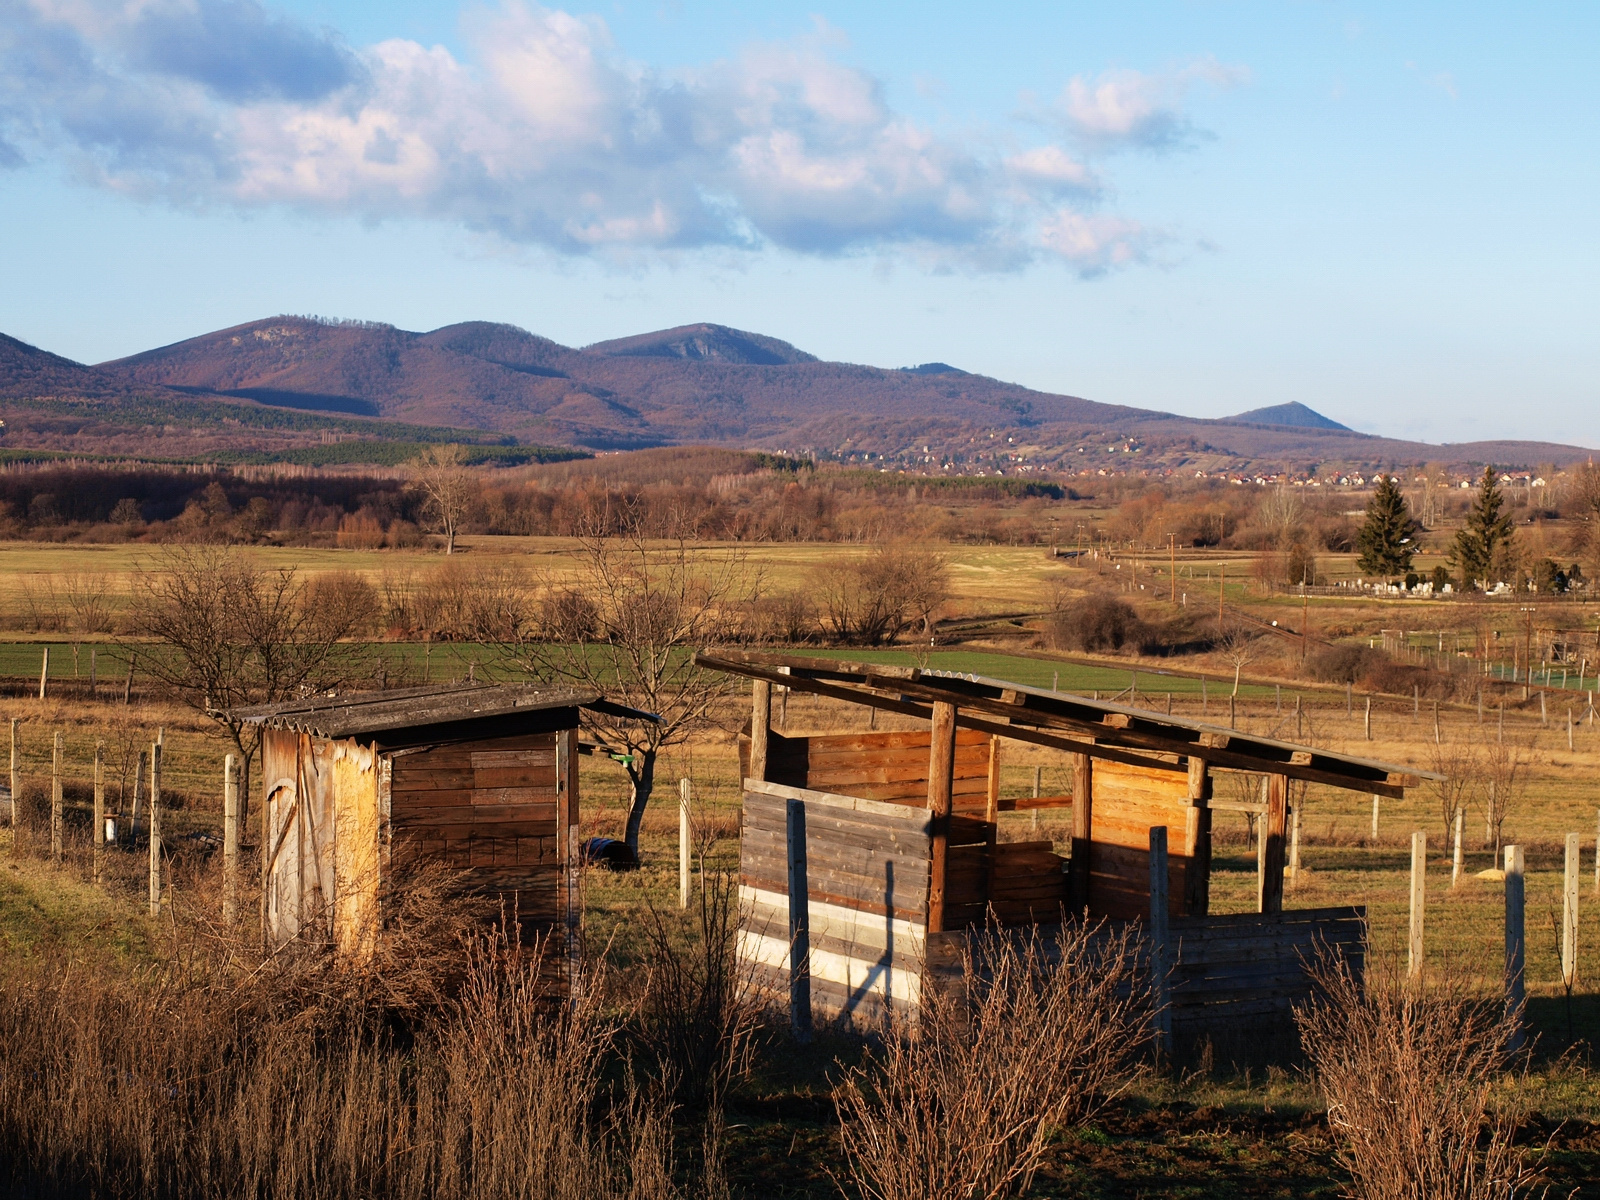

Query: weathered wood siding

[743,729,992,809]
[738,780,931,1026]
[1088,758,1197,920]
[925,905,1365,1064]
[389,732,563,926]
[261,728,380,955]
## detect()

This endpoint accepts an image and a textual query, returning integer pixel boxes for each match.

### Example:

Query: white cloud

[1058,56,1246,150]
[0,0,1223,271]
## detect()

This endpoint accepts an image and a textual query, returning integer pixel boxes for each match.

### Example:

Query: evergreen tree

[1356,474,1419,579]
[1451,467,1514,589]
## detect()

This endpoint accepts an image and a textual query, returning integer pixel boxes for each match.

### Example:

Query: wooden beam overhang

[695,649,1440,800]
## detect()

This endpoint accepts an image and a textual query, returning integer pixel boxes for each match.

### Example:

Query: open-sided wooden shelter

[236,683,652,956]
[696,650,1440,1056]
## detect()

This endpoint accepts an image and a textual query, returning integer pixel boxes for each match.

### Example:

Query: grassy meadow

[3,532,1600,1196]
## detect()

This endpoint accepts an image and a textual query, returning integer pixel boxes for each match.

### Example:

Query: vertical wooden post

[7,718,17,839]
[1541,691,1548,727]
[1414,684,1419,721]
[1185,756,1211,916]
[89,647,96,695]
[38,646,48,700]
[123,652,135,705]
[1451,807,1464,889]
[1069,752,1093,913]
[148,742,162,917]
[786,797,811,1042]
[1505,844,1525,1049]
[1364,696,1372,740]
[50,732,63,863]
[1408,831,1426,981]
[984,736,1001,824]
[749,680,772,784]
[1288,801,1301,887]
[1201,678,1207,715]
[1031,764,1041,832]
[925,701,956,933]
[1259,775,1287,915]
[1434,700,1441,744]
[678,777,692,910]
[223,754,239,925]
[1371,793,1380,842]
[92,741,105,881]
[556,726,581,991]
[1563,832,1579,990]
[1148,825,1171,1054]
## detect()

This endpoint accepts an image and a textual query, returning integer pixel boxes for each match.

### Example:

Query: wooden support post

[7,718,17,838]
[1259,775,1287,915]
[50,732,63,863]
[1434,700,1441,745]
[92,741,104,883]
[1451,806,1464,889]
[148,742,162,917]
[1276,683,1281,714]
[926,701,956,933]
[1364,696,1372,740]
[1031,764,1041,832]
[38,646,48,700]
[556,726,581,992]
[1288,802,1301,887]
[1408,831,1426,981]
[984,736,1001,824]
[1563,832,1579,990]
[1568,708,1574,751]
[1069,752,1093,913]
[749,679,772,783]
[1052,670,1058,693]
[1371,793,1380,842]
[786,797,812,1043]
[1541,691,1548,727]
[223,754,239,925]
[123,652,135,705]
[1148,825,1171,1055]
[679,777,692,910]
[1505,844,1525,1049]
[1184,757,1211,916]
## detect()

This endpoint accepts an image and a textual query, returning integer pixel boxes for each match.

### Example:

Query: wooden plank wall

[388,732,563,928]
[738,780,932,1026]
[1166,906,1365,1059]
[923,905,1365,1064]
[1088,758,1196,920]
[742,729,992,809]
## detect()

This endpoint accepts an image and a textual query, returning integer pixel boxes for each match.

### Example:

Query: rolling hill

[0,316,1590,471]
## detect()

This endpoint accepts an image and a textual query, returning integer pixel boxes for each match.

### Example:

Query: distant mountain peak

[583,323,817,366]
[1223,401,1351,432]
[900,362,963,375]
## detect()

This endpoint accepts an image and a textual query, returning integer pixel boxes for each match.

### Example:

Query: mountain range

[0,317,1589,471]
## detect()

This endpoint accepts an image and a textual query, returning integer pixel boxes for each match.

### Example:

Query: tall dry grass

[1294,948,1539,1200]
[833,920,1151,1200]
[0,909,722,1200]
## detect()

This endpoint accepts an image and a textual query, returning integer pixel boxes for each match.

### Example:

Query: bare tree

[1218,625,1262,696]
[813,542,949,645]
[1479,733,1531,854]
[411,444,478,555]
[1425,737,1482,848]
[134,546,376,827]
[516,515,754,856]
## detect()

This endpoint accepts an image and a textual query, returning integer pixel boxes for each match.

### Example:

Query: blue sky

[2,2,1597,446]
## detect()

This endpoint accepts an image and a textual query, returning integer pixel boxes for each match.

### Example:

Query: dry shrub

[834,920,1150,1200]
[1046,593,1148,654]
[0,912,714,1199]
[1295,949,1538,1200]
[635,872,763,1108]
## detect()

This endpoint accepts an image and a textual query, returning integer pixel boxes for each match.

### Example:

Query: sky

[2,1,1597,447]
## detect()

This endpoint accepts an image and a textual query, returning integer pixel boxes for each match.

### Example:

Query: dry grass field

[3,534,1600,1196]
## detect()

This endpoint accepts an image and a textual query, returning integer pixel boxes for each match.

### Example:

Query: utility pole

[1218,562,1226,627]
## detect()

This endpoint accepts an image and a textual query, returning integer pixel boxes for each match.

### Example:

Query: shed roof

[233,682,656,743]
[695,649,1441,798]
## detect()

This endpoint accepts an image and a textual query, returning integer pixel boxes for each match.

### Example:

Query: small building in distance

[236,683,653,957]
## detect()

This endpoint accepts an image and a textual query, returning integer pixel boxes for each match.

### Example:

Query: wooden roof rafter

[695,649,1441,799]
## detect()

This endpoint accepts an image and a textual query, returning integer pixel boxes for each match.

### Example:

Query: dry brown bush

[1295,948,1538,1200]
[834,920,1150,1200]
[0,895,724,1200]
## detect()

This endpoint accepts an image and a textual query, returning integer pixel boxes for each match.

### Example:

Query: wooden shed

[235,683,653,956]
[696,650,1439,1057]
